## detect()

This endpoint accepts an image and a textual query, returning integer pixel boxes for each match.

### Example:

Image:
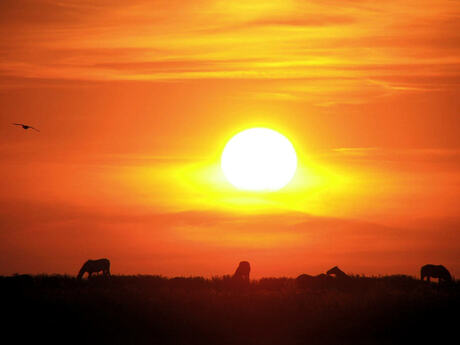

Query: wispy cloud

[0,0,458,105]
[325,148,460,169]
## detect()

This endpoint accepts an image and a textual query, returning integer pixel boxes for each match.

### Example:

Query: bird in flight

[12,123,40,132]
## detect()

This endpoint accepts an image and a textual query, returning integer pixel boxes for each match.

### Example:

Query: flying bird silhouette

[12,123,40,132]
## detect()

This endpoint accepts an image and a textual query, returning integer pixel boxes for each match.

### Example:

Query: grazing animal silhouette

[77,258,111,280]
[295,274,313,287]
[326,266,348,278]
[233,261,250,283]
[296,273,331,290]
[12,123,40,132]
[421,264,452,283]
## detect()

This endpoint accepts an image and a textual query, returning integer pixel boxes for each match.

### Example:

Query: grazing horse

[326,266,348,278]
[296,273,332,290]
[421,264,452,283]
[296,274,313,289]
[233,261,250,283]
[77,258,111,280]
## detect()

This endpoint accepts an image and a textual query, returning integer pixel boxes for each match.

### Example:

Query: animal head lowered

[77,258,111,280]
[420,264,452,283]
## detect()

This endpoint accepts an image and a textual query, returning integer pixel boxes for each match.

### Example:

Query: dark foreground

[1,274,458,345]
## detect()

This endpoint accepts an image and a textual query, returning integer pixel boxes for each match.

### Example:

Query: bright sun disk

[221,128,297,191]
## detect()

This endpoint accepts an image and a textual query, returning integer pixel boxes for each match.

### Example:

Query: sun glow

[221,128,297,191]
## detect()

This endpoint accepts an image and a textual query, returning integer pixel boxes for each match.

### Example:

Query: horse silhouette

[326,266,349,278]
[233,261,250,283]
[421,264,452,283]
[295,273,313,288]
[296,273,331,290]
[77,258,111,280]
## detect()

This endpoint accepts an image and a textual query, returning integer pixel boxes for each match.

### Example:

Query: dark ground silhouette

[1,274,458,345]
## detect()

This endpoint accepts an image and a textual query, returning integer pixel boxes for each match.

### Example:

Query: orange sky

[1,0,459,278]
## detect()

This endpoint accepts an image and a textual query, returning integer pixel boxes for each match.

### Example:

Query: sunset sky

[1,0,459,278]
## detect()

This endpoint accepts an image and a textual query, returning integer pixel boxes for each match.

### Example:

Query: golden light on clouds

[0,0,459,277]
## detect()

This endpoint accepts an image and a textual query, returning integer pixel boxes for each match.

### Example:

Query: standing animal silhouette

[420,264,451,283]
[77,258,111,279]
[233,261,250,283]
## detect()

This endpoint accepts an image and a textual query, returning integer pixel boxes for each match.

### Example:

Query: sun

[221,128,297,191]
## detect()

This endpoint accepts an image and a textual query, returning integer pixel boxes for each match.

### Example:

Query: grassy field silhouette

[2,274,458,344]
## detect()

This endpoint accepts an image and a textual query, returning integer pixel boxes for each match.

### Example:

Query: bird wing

[30,127,40,132]
[13,123,24,126]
